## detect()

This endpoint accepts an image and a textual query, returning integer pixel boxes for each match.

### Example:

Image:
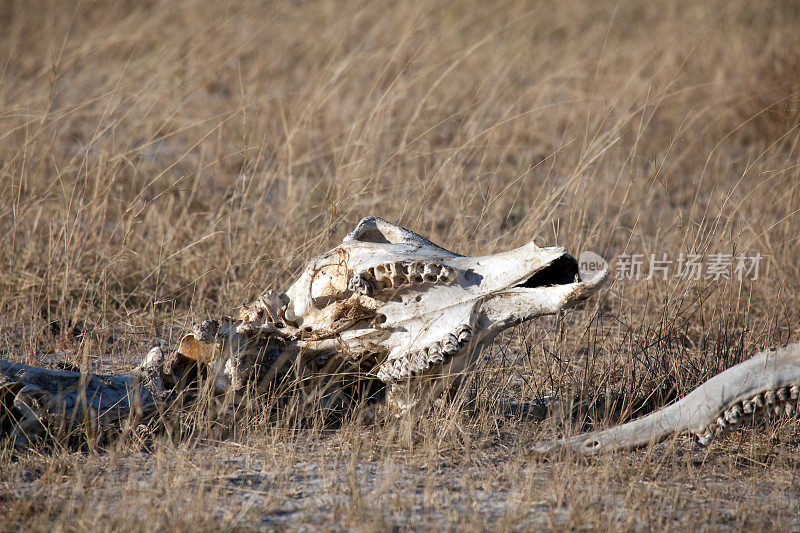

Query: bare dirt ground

[1,0,799,530]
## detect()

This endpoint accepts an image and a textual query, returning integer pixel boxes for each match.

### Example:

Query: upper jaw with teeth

[258,216,607,406]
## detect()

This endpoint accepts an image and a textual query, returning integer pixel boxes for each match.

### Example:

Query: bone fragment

[531,343,800,455]
[0,349,166,446]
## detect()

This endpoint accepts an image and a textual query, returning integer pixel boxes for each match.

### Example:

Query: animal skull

[225,216,607,413]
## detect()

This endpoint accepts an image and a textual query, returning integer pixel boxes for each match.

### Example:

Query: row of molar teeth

[694,384,800,446]
[349,262,457,295]
[377,324,473,382]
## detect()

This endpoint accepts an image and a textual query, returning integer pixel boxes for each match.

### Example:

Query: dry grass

[1,0,800,530]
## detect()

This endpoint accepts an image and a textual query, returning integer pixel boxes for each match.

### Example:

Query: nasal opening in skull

[516,255,579,288]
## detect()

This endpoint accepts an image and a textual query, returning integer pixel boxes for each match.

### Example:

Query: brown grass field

[1,0,800,530]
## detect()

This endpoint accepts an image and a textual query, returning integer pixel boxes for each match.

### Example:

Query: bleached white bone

[239,216,607,412]
[530,343,800,455]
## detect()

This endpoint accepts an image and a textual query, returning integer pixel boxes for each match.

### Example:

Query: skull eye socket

[352,226,392,244]
[516,255,580,289]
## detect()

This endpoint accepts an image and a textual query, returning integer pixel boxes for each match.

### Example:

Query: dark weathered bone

[530,343,800,455]
[0,348,166,446]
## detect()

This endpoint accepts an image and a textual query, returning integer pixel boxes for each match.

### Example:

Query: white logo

[579,250,608,281]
